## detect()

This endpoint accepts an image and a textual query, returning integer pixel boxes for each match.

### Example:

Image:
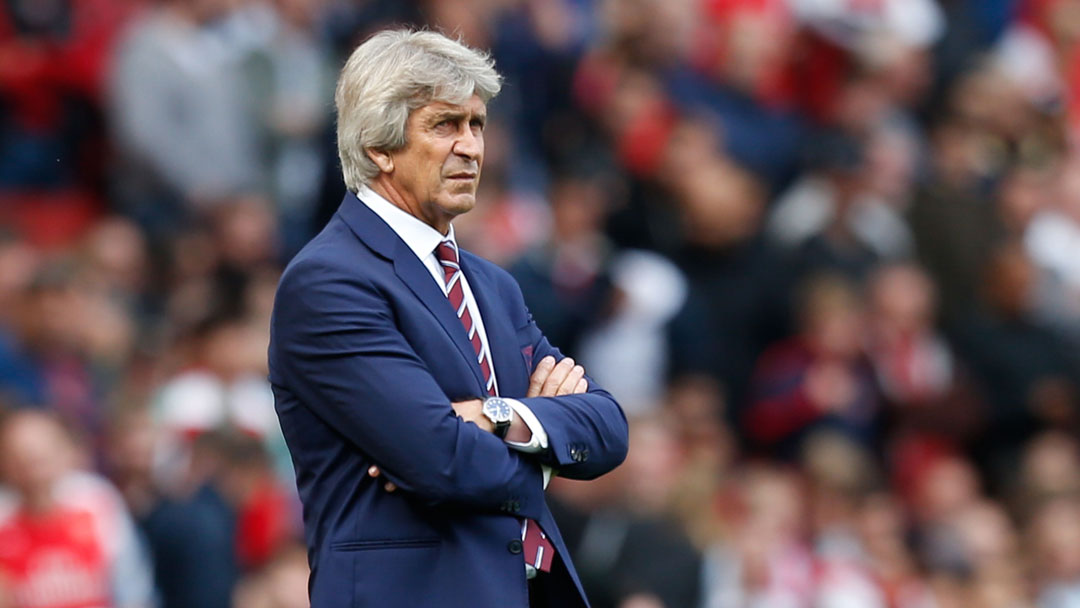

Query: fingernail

[368,466,377,476]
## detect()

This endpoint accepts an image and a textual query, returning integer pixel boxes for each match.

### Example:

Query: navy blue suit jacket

[268,192,629,607]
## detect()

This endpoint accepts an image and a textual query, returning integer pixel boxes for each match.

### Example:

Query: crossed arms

[370,355,591,491]
[269,259,629,518]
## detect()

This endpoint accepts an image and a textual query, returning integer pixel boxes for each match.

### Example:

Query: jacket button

[508,540,523,554]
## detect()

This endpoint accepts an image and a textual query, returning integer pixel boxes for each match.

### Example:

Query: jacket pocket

[330,538,440,552]
[516,327,536,371]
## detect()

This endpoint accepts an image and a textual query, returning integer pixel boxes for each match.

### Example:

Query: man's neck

[367,178,450,235]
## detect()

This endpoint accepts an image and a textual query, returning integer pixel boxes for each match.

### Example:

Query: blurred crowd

[3,0,1080,607]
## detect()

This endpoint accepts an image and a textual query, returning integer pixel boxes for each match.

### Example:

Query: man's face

[384,95,486,233]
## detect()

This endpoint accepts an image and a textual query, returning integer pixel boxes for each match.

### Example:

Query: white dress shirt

[356,185,549,455]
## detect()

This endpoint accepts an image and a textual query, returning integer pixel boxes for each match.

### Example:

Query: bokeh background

[3,0,1080,606]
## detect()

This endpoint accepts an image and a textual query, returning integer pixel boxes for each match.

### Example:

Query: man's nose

[453,126,482,160]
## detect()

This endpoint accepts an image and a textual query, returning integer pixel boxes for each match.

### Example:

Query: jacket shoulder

[280,215,375,288]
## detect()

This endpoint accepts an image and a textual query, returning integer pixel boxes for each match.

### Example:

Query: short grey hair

[335,29,503,192]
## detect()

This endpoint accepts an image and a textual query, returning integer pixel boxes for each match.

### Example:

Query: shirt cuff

[503,398,548,453]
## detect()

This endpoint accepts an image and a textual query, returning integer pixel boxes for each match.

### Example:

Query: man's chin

[440,193,477,215]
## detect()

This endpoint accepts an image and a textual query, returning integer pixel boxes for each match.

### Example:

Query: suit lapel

[336,192,487,393]
[392,248,488,392]
[460,254,529,397]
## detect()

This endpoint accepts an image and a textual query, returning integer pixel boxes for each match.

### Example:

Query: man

[268,29,629,608]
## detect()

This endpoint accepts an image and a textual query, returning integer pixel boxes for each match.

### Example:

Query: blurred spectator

[908,114,1008,324]
[0,261,126,438]
[0,230,39,325]
[743,274,880,454]
[106,403,295,608]
[801,430,880,556]
[950,243,1080,471]
[833,492,935,608]
[0,0,136,248]
[1029,496,1080,608]
[0,410,154,608]
[786,0,944,124]
[488,0,595,192]
[769,130,911,282]
[666,376,737,545]
[865,262,981,442]
[866,263,952,407]
[139,430,239,608]
[1009,431,1080,521]
[700,465,815,607]
[667,159,793,411]
[1026,153,1080,344]
[243,0,335,257]
[108,0,263,233]
[510,164,688,414]
[220,433,294,571]
[998,162,1053,240]
[550,416,702,608]
[577,249,687,415]
[951,500,1029,606]
[509,168,618,356]
[669,0,805,185]
[152,311,287,484]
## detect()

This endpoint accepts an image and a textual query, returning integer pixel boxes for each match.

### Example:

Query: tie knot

[436,240,459,265]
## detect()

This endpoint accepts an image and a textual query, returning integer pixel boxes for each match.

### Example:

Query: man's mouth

[447,173,476,180]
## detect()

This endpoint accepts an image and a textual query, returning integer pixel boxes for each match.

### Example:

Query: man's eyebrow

[428,110,466,123]
[427,110,486,124]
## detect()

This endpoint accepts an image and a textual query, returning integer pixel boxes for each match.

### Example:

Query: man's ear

[366,148,394,174]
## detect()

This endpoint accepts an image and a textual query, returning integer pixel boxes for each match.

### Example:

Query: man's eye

[470,119,484,131]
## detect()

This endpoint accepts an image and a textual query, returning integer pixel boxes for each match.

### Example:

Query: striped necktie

[436,240,496,396]
[434,240,554,574]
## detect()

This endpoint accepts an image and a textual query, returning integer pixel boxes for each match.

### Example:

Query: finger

[541,357,575,397]
[384,482,397,492]
[573,377,588,395]
[368,465,381,478]
[556,365,586,396]
[527,356,556,398]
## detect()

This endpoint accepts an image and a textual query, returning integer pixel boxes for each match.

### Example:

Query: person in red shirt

[0,410,153,608]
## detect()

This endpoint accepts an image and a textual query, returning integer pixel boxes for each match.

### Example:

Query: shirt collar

[356,184,456,260]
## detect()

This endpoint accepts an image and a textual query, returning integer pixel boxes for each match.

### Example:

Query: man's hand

[450,398,490,431]
[527,356,587,397]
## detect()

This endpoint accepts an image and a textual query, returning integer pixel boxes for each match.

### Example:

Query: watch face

[485,398,512,422]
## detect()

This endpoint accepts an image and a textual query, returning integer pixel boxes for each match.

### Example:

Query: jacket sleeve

[497,272,630,480]
[269,259,545,516]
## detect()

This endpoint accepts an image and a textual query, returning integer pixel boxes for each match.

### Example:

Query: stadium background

[2,0,1080,606]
